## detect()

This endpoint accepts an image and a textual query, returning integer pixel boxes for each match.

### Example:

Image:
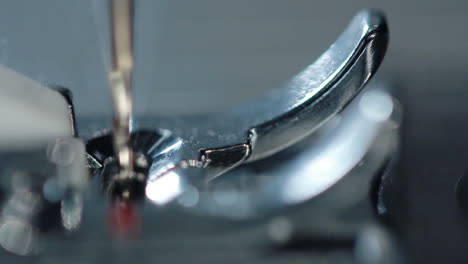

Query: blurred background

[0,0,466,263]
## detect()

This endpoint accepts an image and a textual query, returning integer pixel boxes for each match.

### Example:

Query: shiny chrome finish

[247,10,388,160]
[188,85,401,220]
[0,7,398,261]
[81,83,401,238]
[85,9,390,205]
[127,10,390,185]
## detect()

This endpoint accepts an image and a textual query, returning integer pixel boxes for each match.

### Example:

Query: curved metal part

[130,9,388,168]
[189,85,401,220]
[200,143,251,181]
[192,9,388,173]
[82,9,390,205]
[247,10,388,160]
[79,84,401,240]
[82,9,389,201]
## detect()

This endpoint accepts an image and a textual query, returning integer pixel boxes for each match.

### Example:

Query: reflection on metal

[0,6,403,263]
[87,129,186,203]
[188,86,400,219]
[46,137,88,194]
[177,185,200,208]
[359,90,394,122]
[246,10,388,161]
[280,89,395,204]
[0,137,88,255]
[0,217,38,256]
[87,9,389,207]
[268,217,293,243]
[61,192,84,231]
[354,225,406,264]
[200,143,251,181]
[146,170,183,205]
[0,190,41,256]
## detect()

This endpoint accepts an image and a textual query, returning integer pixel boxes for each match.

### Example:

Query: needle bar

[109,0,134,179]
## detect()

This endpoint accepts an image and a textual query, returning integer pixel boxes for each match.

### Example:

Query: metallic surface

[84,10,389,204]
[0,84,400,264]
[0,6,401,263]
[101,10,389,186]
[131,10,388,161]
[0,1,466,262]
[247,10,388,160]
[108,0,135,179]
[187,86,400,220]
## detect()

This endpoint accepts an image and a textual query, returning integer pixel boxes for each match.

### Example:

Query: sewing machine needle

[109,0,134,180]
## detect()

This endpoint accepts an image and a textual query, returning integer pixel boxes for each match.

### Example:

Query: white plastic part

[0,65,73,150]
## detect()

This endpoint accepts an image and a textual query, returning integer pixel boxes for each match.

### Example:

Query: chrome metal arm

[82,9,391,207]
[247,10,388,160]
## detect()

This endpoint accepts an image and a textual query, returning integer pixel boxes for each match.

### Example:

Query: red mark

[108,200,140,239]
